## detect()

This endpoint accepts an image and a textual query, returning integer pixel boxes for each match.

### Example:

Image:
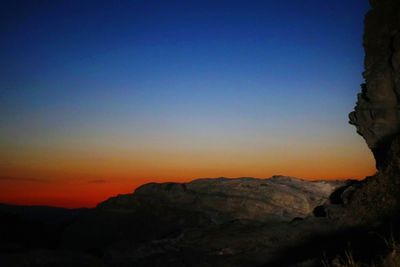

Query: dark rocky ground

[0,174,399,267]
[0,176,348,267]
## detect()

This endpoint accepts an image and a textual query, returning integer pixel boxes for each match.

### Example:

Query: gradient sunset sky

[0,0,374,208]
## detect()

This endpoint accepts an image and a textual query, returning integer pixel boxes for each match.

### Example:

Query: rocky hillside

[48,176,344,266]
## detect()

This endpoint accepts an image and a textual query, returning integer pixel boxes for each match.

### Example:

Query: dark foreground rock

[349,0,400,170]
[59,176,345,267]
[0,176,347,267]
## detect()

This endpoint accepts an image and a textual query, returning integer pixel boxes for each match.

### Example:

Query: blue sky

[0,0,375,206]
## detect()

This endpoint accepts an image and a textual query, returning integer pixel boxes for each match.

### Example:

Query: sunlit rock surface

[98,176,344,222]
[58,176,345,266]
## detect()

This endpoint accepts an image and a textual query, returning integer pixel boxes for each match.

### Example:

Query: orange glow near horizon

[0,134,376,208]
[0,0,372,209]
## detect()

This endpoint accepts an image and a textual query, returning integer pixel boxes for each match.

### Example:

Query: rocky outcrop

[56,176,345,266]
[327,0,400,226]
[349,0,400,169]
[98,176,344,222]
[299,0,400,230]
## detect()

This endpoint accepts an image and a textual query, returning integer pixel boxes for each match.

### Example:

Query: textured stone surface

[57,176,345,267]
[349,0,400,169]
[98,176,343,222]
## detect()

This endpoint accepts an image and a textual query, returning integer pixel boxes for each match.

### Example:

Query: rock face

[337,0,400,225]
[98,176,344,222]
[349,0,400,169]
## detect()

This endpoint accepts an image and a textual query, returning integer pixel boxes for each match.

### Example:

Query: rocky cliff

[349,0,400,170]
[329,0,400,225]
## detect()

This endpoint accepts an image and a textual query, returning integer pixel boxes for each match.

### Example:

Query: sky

[0,0,374,208]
